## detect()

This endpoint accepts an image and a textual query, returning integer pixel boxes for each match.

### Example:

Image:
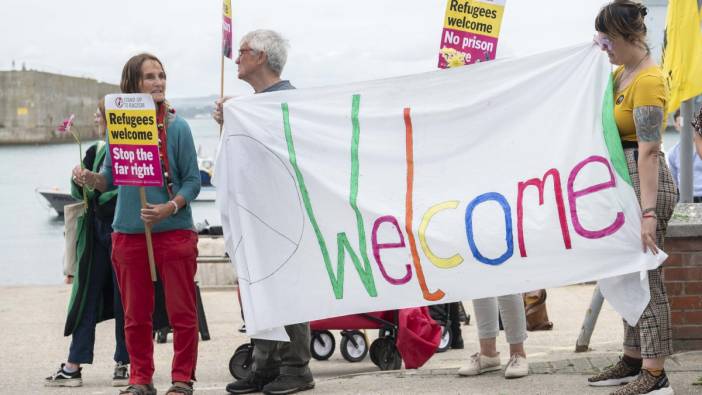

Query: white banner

[214,44,665,338]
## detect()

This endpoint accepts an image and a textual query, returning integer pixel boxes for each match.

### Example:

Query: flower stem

[71,132,89,209]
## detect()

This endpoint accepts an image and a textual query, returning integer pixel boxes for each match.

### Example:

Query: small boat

[199,157,214,187]
[196,186,216,202]
[36,188,80,215]
[197,155,217,202]
[38,183,215,215]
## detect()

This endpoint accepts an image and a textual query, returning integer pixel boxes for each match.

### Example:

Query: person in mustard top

[589,2,678,395]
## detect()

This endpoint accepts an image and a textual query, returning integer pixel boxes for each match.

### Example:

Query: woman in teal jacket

[76,53,200,395]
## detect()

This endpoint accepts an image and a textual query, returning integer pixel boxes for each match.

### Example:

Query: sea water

[0,118,221,285]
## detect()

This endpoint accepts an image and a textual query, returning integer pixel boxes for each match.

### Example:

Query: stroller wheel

[340,330,368,362]
[229,344,254,379]
[369,337,402,370]
[436,325,452,353]
[234,342,252,354]
[310,330,335,361]
[369,340,380,366]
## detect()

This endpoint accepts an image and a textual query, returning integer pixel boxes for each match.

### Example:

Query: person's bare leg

[479,337,498,357]
[641,357,664,371]
[509,342,526,358]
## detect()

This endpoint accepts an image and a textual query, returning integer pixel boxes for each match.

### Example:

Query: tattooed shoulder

[634,106,664,142]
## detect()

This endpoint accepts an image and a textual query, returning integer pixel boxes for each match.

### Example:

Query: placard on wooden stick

[105,93,162,281]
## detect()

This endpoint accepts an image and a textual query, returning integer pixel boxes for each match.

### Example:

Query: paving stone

[529,364,555,375]
[589,356,616,371]
[550,359,576,373]
[570,357,596,373]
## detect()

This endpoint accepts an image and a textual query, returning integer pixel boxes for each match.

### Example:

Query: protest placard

[105,94,163,187]
[222,0,233,59]
[438,0,506,68]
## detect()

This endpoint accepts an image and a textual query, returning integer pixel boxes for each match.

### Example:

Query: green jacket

[64,141,119,336]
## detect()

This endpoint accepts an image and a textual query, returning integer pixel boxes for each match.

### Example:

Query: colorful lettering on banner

[438,0,507,68]
[279,97,625,300]
[420,201,463,269]
[105,94,163,187]
[281,96,378,300]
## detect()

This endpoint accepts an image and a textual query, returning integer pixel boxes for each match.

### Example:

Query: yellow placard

[16,107,28,116]
[443,1,504,39]
[106,109,159,146]
[223,0,232,18]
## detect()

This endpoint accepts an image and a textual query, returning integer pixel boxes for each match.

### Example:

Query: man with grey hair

[214,29,315,395]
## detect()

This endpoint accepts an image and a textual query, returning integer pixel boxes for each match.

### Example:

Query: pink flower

[57,114,75,133]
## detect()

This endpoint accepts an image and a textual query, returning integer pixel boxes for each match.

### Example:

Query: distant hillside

[170,95,218,119]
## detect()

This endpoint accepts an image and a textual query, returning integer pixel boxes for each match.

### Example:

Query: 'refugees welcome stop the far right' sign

[105,94,163,187]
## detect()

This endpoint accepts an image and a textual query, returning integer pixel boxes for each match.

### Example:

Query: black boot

[226,371,278,394]
[449,303,464,349]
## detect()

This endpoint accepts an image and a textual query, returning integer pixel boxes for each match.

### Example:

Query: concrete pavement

[1,283,700,394]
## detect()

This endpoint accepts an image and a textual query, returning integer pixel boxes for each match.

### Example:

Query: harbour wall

[0,70,118,144]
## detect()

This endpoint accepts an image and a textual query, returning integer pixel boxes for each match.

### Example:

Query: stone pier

[0,70,118,144]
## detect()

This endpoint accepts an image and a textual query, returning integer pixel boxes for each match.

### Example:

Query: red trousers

[112,229,199,384]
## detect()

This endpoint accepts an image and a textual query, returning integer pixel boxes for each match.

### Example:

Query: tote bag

[63,201,86,276]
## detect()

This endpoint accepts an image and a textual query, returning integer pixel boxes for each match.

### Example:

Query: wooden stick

[139,187,157,282]
[219,54,225,136]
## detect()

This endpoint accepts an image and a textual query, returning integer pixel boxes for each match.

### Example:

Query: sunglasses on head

[593,33,613,52]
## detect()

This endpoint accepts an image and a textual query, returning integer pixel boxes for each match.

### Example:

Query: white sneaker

[44,364,82,387]
[112,362,129,387]
[458,352,501,376]
[504,354,529,378]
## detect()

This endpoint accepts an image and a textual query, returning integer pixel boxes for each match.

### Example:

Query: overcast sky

[1,0,619,98]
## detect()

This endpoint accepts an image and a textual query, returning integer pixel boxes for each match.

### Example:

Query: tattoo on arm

[634,106,664,142]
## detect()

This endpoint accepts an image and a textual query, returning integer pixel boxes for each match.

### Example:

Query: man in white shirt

[213,29,315,395]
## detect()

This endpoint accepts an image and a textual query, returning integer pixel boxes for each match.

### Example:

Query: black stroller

[428,302,470,352]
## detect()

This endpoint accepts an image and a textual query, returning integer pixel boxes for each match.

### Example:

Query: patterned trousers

[621,148,677,359]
